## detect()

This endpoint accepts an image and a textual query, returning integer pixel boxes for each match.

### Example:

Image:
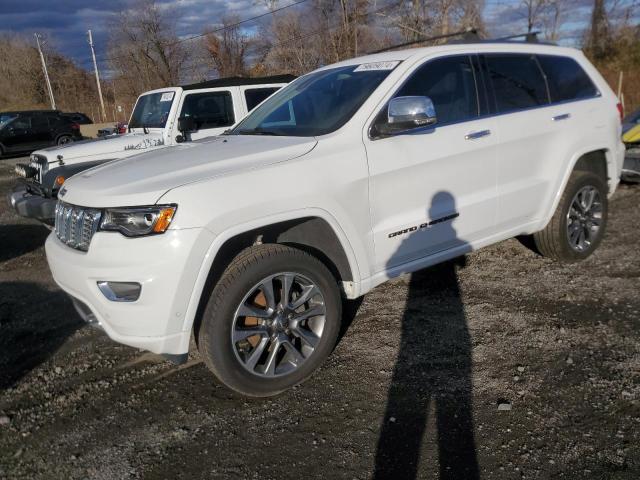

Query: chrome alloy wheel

[231,272,326,378]
[566,185,603,252]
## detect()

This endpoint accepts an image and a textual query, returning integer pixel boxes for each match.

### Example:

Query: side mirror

[377,96,437,136]
[178,116,196,134]
[388,96,436,127]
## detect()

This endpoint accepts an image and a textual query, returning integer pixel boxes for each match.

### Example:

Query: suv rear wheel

[198,244,342,397]
[533,171,608,262]
[57,135,73,145]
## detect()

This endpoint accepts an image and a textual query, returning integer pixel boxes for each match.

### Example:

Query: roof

[181,74,296,90]
[320,42,578,71]
[0,110,61,115]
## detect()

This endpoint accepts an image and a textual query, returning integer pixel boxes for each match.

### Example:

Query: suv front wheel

[197,244,342,397]
[533,170,608,262]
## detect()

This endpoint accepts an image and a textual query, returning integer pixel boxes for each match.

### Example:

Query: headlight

[100,205,177,237]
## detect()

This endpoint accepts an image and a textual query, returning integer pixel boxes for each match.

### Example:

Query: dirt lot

[0,155,638,480]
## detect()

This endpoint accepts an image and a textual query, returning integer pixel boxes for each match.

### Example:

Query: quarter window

[244,88,280,111]
[536,55,599,103]
[180,91,235,129]
[485,54,549,112]
[395,55,479,124]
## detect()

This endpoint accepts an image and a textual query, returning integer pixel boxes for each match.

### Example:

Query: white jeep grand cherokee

[46,42,624,396]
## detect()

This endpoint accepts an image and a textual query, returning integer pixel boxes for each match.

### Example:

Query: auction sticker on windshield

[160,92,175,102]
[354,61,400,72]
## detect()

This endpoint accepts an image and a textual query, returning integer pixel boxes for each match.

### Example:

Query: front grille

[29,154,49,184]
[54,201,102,251]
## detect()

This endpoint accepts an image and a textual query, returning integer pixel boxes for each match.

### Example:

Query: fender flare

[178,207,363,336]
[539,145,613,230]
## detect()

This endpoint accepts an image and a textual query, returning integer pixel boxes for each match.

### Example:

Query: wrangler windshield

[129,91,175,129]
[230,64,396,137]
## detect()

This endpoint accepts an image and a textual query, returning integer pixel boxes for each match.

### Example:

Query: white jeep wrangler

[46,41,624,397]
[10,75,293,224]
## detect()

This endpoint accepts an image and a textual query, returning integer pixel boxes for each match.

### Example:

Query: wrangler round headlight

[99,205,177,237]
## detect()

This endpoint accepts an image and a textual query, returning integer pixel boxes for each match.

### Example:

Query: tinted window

[485,54,549,112]
[180,91,235,129]
[396,55,479,124]
[245,88,280,111]
[32,116,49,129]
[11,117,31,129]
[537,55,599,103]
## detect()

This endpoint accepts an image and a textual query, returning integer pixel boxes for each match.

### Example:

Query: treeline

[0,35,114,121]
[1,0,639,122]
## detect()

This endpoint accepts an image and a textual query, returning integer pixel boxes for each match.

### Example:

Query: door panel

[3,116,32,151]
[178,90,236,140]
[365,55,499,273]
[366,119,499,272]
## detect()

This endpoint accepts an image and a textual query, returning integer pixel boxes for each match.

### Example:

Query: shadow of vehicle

[0,281,81,390]
[0,224,51,263]
[374,191,479,480]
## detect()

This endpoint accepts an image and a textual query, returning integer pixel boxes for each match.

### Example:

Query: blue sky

[0,0,636,75]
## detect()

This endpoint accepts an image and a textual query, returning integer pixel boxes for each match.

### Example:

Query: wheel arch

[181,210,361,345]
[540,147,611,232]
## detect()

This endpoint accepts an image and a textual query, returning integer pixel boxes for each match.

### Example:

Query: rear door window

[180,91,235,129]
[244,88,280,112]
[485,54,549,113]
[536,55,599,103]
[11,116,31,129]
[395,55,480,124]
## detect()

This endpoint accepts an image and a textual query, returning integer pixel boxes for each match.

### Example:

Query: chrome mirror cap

[388,96,437,126]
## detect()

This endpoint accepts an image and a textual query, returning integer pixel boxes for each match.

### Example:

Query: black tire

[533,171,608,262]
[57,135,72,146]
[198,244,342,397]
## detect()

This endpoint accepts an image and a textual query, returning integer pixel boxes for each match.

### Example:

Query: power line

[93,0,311,64]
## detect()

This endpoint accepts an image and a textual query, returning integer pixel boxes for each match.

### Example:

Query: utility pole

[34,34,56,110]
[87,29,106,122]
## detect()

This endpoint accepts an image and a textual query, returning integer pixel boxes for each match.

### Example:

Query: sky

[0,0,636,76]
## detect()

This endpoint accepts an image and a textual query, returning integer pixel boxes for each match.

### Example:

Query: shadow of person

[374,191,479,480]
[0,224,51,263]
[0,281,81,390]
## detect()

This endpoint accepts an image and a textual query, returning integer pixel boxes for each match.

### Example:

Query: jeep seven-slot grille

[30,154,48,184]
[54,201,102,251]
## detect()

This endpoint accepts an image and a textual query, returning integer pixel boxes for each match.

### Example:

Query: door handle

[552,113,571,121]
[465,129,491,140]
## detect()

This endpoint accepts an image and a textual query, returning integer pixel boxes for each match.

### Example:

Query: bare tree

[203,17,252,77]
[107,0,189,100]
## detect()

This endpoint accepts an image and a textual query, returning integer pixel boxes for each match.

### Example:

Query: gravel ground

[0,155,638,480]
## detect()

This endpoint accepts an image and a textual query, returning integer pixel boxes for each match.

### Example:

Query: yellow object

[54,176,65,186]
[152,207,176,233]
[623,124,640,144]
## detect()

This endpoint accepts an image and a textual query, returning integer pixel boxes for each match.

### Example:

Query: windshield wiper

[236,127,280,136]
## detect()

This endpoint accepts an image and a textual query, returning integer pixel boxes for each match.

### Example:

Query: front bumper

[45,227,215,355]
[621,148,640,182]
[7,184,56,223]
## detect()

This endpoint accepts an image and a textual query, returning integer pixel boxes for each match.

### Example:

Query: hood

[33,131,165,165]
[60,135,317,207]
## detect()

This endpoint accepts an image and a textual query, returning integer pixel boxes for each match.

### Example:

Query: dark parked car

[62,112,93,125]
[0,111,82,156]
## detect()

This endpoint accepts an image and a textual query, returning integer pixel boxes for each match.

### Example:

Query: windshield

[230,63,397,137]
[0,113,17,128]
[129,91,175,129]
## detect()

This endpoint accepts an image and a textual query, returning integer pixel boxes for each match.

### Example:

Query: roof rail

[495,31,541,42]
[368,28,478,54]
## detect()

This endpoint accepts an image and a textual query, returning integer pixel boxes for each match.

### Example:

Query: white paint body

[30,83,288,168]
[46,43,625,355]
